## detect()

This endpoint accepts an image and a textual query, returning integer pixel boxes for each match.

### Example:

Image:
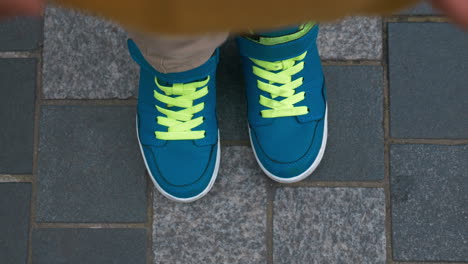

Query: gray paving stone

[0,183,31,264]
[43,6,139,99]
[153,146,267,264]
[318,17,382,60]
[217,38,248,141]
[36,106,147,222]
[0,17,43,51]
[399,2,440,15]
[0,59,36,174]
[32,228,146,264]
[306,66,384,181]
[389,23,468,138]
[391,144,468,261]
[274,187,386,264]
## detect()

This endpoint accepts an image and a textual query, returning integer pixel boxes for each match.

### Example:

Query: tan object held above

[52,0,419,35]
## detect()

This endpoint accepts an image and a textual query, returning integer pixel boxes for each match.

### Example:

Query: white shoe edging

[249,107,328,184]
[136,117,220,203]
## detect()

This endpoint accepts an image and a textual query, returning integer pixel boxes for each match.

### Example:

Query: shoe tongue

[256,26,301,38]
[237,24,318,61]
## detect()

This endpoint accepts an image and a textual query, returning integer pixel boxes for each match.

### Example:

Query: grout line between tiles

[27,44,43,264]
[0,51,41,59]
[0,175,33,182]
[205,137,467,150]
[265,182,275,264]
[389,138,468,145]
[321,60,381,66]
[279,180,384,188]
[34,223,147,229]
[386,16,449,23]
[381,20,394,264]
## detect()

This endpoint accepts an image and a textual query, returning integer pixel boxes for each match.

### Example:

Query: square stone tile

[399,2,440,15]
[36,106,147,222]
[0,59,36,174]
[153,146,267,264]
[318,17,382,60]
[43,6,139,99]
[389,23,468,138]
[0,17,43,51]
[32,228,147,264]
[0,183,31,264]
[217,38,248,141]
[274,187,386,264]
[306,66,384,181]
[391,144,468,261]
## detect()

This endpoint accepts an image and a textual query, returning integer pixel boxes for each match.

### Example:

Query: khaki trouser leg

[128,31,229,73]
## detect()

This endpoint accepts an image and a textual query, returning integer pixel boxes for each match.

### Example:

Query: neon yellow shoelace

[250,52,309,118]
[153,77,209,140]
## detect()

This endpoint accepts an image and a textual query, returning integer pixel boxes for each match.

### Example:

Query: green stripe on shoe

[249,22,316,45]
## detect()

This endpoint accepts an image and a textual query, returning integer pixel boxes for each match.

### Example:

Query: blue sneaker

[237,23,327,183]
[127,40,220,202]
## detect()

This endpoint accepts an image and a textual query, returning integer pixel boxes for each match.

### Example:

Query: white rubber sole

[136,117,220,203]
[249,107,328,184]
